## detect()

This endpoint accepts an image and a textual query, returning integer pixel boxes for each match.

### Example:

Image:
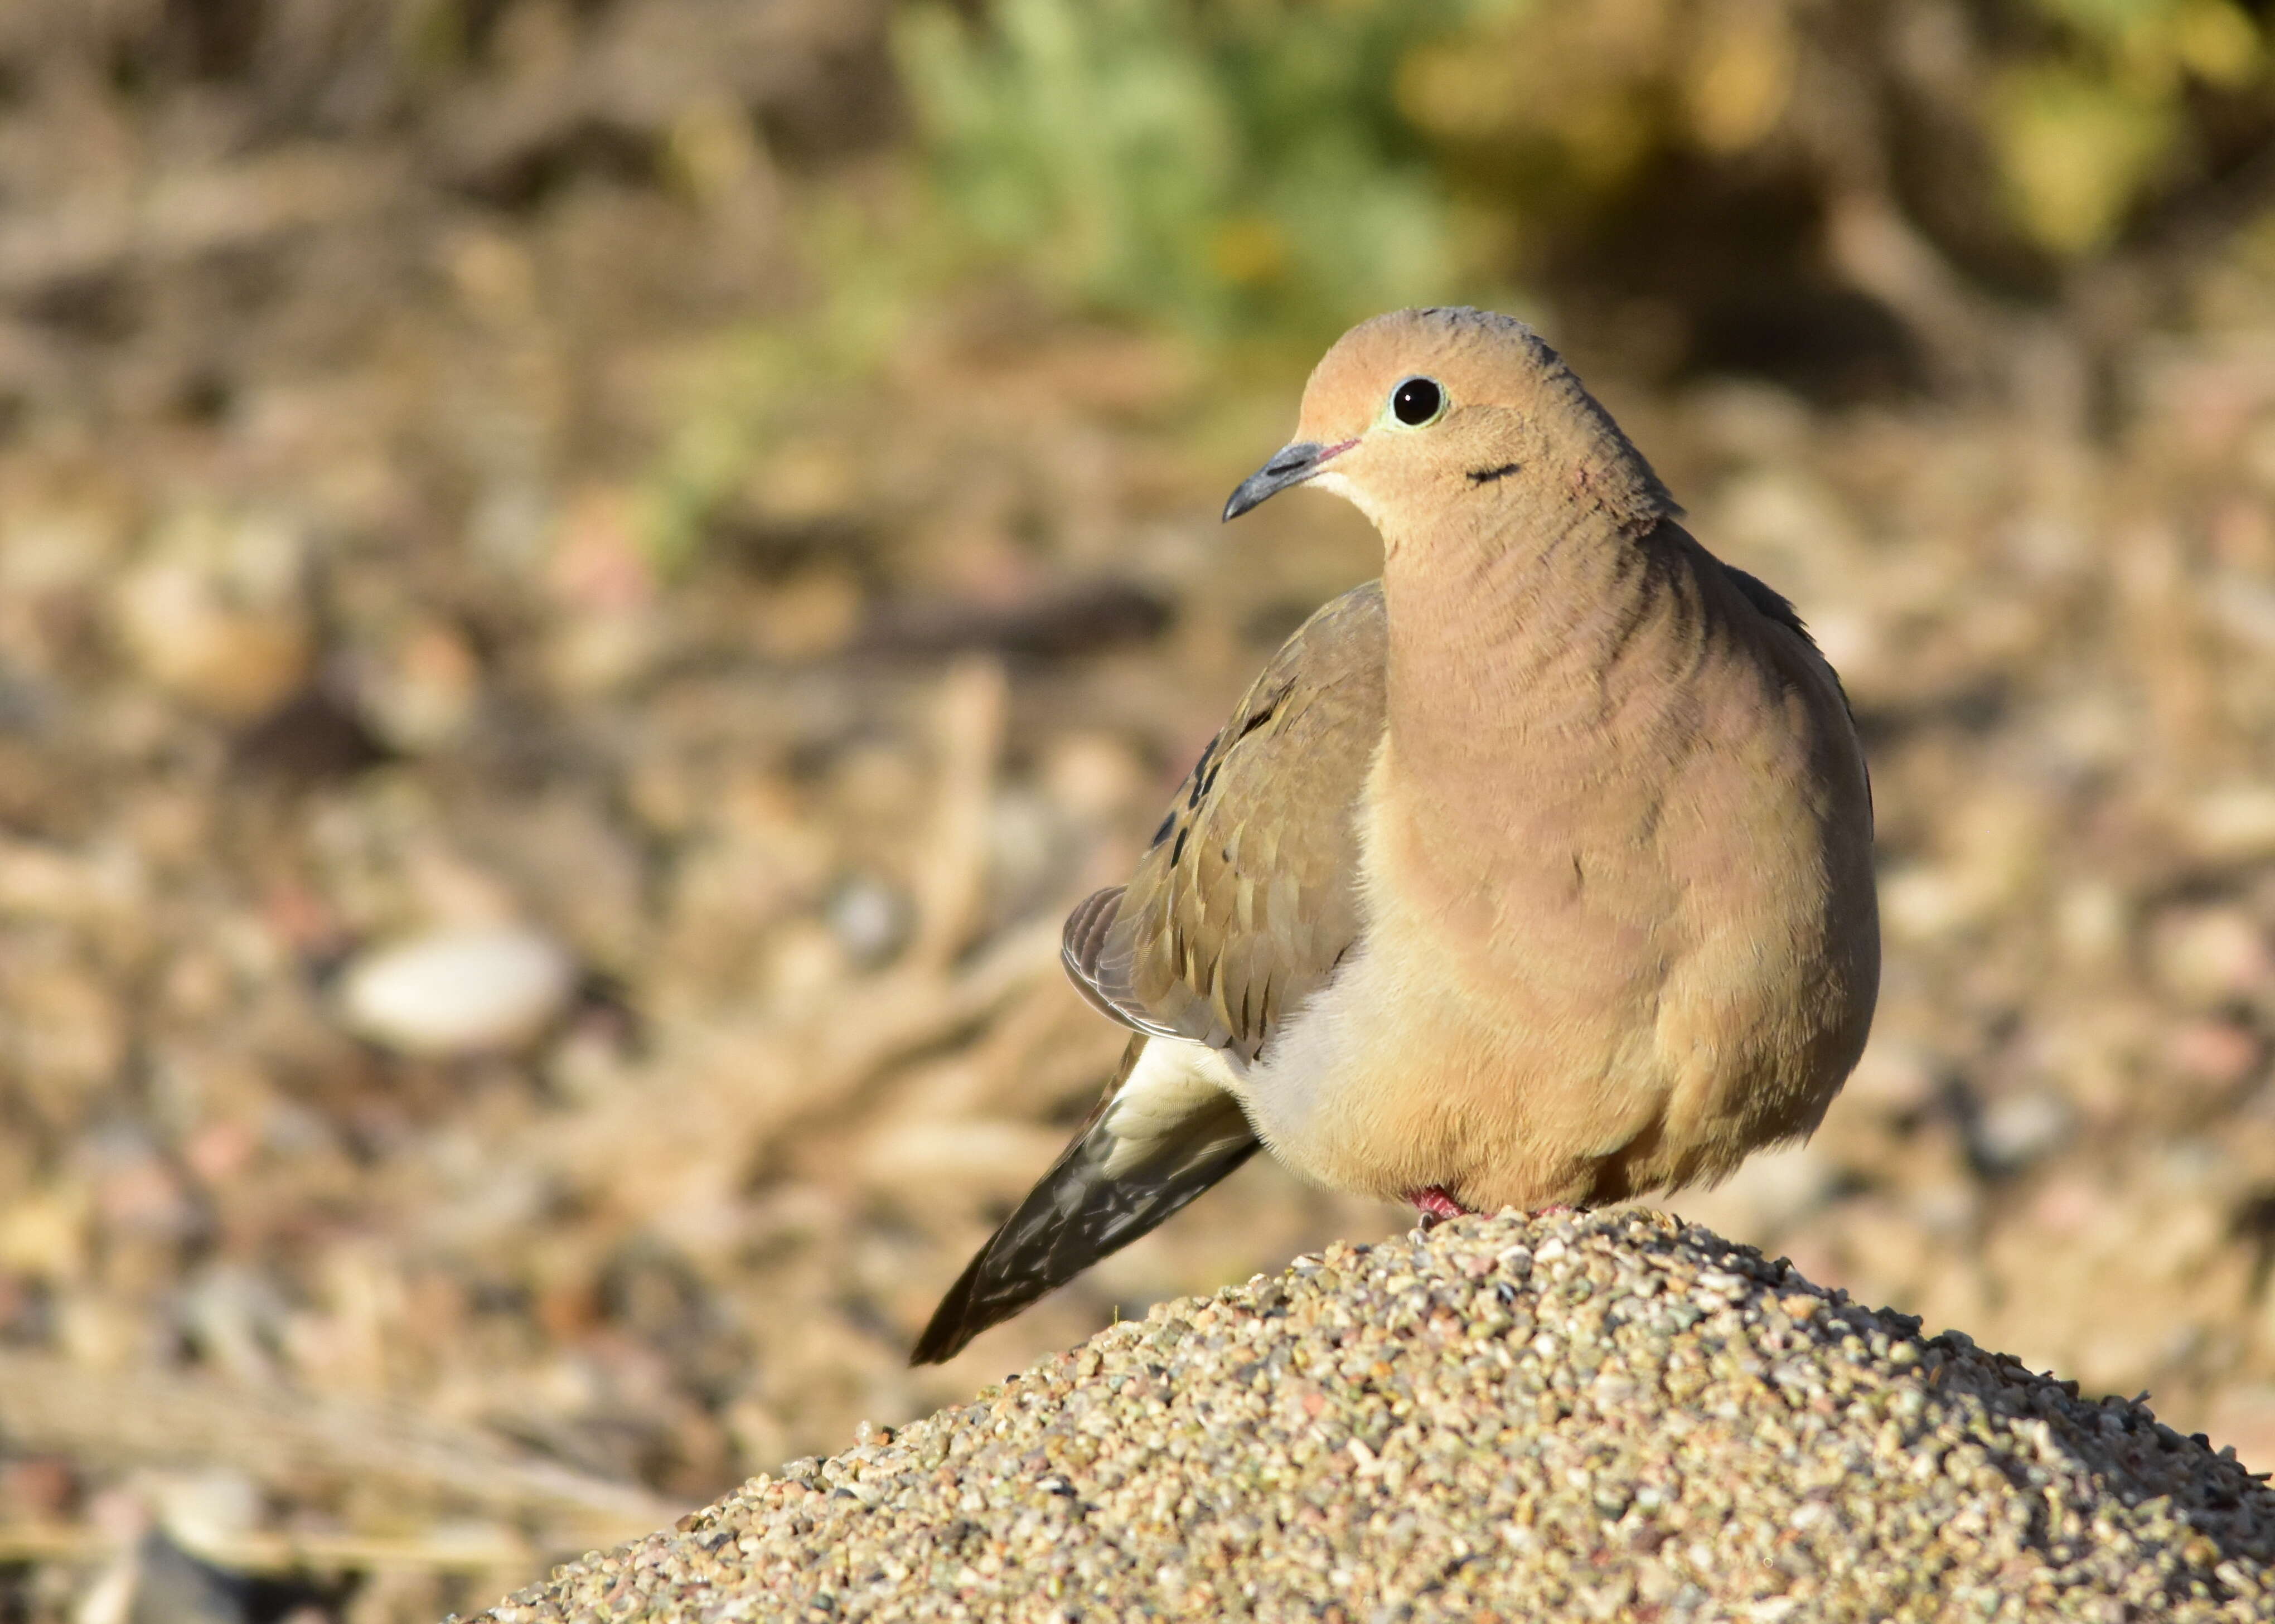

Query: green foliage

[894,0,1484,343]
[901,0,2275,333]
[1993,61,2179,257]
[1995,0,2265,255]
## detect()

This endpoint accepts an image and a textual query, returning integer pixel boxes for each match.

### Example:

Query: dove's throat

[1372,511,1742,959]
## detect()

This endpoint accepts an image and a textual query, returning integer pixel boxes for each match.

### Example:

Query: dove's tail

[910,1035,1259,1365]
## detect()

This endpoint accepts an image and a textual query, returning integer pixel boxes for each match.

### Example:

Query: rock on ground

[470,1210,2275,1621]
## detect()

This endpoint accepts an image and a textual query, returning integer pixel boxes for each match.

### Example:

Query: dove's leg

[1407,1185,1474,1223]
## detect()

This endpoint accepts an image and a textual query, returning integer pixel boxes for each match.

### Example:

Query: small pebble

[337,923,576,1057]
[1974,1088,2074,1169]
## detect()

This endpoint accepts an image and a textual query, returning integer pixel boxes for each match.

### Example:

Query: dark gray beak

[1222,439,1349,521]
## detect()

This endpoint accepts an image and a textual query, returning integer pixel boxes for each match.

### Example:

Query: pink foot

[1406,1185,1475,1224]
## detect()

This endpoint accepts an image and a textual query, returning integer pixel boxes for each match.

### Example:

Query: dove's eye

[1391,376,1445,426]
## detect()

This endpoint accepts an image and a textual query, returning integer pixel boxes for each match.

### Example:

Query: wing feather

[1100,581,1387,1062]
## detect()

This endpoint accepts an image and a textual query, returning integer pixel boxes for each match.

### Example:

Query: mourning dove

[912,307,1877,1365]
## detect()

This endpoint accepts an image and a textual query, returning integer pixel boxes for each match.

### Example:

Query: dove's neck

[1372,502,1727,935]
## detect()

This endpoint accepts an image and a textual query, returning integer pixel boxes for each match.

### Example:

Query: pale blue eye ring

[1391,376,1445,426]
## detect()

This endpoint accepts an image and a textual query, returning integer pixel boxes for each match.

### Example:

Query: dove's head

[1223,307,1674,545]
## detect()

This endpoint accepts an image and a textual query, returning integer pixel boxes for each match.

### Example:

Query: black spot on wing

[1236,699,1279,741]
[1185,734,1221,811]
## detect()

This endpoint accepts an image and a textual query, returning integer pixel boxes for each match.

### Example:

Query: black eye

[1391,376,1444,426]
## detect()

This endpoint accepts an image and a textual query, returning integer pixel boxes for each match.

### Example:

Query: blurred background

[3,0,2275,1616]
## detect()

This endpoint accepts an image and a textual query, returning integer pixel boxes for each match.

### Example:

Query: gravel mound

[474,1210,2275,1621]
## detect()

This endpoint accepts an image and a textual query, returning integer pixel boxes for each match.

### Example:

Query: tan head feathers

[1224,306,1676,540]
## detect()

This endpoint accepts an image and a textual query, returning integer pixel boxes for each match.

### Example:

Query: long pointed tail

[910,1036,1258,1365]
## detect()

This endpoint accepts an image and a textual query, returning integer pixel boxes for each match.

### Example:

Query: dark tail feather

[910,1036,1258,1365]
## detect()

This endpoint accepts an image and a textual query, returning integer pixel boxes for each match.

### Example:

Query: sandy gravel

[470,1209,2275,1621]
